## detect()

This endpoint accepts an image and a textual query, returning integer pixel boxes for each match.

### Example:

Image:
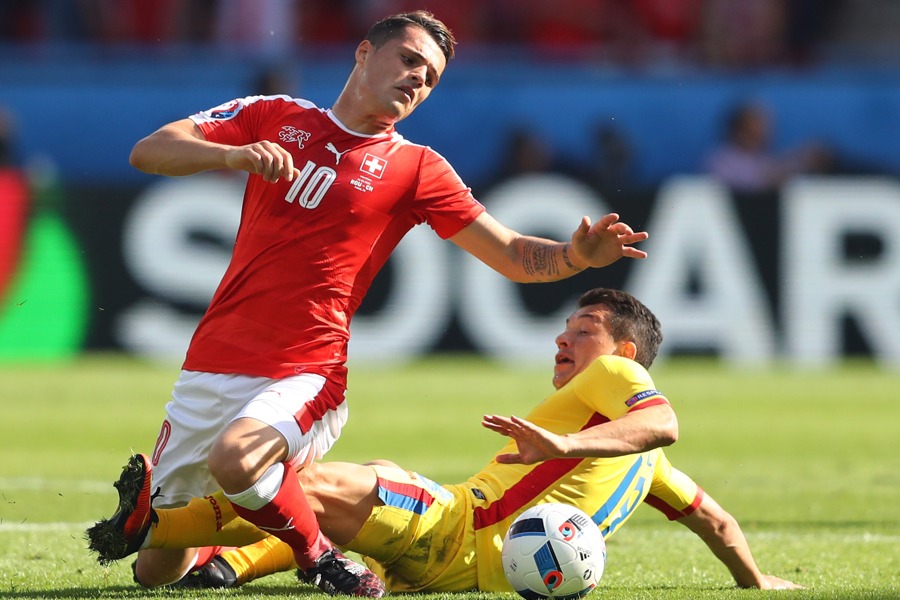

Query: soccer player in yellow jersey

[88,288,801,592]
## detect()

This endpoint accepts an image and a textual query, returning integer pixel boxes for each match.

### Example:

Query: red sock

[228,462,331,570]
[193,545,233,570]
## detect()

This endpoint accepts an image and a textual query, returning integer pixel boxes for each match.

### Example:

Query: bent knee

[207,445,265,493]
[133,548,197,587]
[208,420,289,493]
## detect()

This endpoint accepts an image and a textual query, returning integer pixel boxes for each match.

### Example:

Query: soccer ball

[501,503,606,599]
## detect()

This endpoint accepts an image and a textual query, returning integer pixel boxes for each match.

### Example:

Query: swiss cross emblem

[359,153,387,179]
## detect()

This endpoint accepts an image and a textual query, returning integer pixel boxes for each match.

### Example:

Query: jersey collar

[326,109,395,139]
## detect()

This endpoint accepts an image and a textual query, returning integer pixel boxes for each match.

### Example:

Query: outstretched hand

[570,213,648,269]
[482,414,567,464]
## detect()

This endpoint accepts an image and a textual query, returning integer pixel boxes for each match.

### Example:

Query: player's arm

[450,211,648,283]
[678,493,804,590]
[483,403,677,464]
[129,118,298,182]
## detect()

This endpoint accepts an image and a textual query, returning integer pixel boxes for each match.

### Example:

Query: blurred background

[2,0,900,369]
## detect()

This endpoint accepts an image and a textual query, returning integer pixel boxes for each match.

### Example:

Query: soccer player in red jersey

[102,11,648,596]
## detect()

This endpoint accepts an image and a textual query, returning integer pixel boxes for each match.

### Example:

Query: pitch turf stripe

[3,522,899,545]
[0,476,112,493]
[0,521,93,532]
[630,529,900,543]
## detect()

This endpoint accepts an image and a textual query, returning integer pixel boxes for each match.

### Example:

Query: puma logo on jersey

[258,517,295,532]
[325,142,350,165]
[279,126,311,149]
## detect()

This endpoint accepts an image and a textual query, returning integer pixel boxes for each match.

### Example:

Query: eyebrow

[404,46,441,86]
[567,314,602,327]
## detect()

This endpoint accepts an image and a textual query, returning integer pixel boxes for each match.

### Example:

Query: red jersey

[184,95,485,379]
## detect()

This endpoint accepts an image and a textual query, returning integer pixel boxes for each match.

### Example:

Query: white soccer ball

[501,503,606,599]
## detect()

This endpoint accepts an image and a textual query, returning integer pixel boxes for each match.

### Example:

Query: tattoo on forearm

[522,241,560,279]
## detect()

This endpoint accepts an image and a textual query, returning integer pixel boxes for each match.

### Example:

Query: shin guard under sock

[225,462,331,570]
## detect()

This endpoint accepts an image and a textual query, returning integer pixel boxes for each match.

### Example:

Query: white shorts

[149,370,348,507]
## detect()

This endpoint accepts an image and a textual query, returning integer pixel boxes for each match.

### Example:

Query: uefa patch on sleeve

[206,100,242,120]
[625,389,661,407]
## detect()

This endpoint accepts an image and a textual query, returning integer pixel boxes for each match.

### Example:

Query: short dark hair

[366,11,456,62]
[577,288,663,369]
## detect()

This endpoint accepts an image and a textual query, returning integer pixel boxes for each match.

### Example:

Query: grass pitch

[0,354,897,599]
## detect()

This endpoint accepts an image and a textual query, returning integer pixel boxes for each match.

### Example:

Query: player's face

[354,25,446,125]
[552,305,624,389]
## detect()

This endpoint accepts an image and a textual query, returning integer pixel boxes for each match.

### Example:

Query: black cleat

[86,453,159,565]
[299,548,386,597]
[172,555,239,589]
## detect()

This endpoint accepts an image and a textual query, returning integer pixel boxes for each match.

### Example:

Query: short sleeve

[644,451,704,520]
[571,355,668,420]
[413,147,485,239]
[189,95,296,147]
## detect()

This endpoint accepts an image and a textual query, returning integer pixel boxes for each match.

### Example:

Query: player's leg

[298,461,383,545]
[202,460,388,587]
[166,460,381,590]
[208,372,384,597]
[330,464,475,592]
[168,544,240,589]
[208,417,331,563]
[126,460,373,591]
[149,491,265,547]
[175,461,444,590]
[176,536,294,588]
[87,370,299,586]
[87,452,268,567]
[134,547,200,586]
[106,371,244,586]
[207,374,336,569]
[86,452,210,585]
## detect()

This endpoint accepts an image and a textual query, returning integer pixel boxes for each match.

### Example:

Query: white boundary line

[0,476,113,494]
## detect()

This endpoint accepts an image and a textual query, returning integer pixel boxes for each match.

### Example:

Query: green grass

[0,355,898,599]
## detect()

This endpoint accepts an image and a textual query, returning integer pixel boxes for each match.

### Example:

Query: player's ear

[617,341,637,361]
[356,40,373,64]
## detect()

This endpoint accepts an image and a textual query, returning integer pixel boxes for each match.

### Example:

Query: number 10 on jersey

[285,160,337,209]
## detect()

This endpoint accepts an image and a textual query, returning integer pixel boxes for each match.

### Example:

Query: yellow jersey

[351,355,701,592]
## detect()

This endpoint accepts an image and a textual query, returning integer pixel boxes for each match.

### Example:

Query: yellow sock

[149,490,268,549]
[218,536,297,585]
